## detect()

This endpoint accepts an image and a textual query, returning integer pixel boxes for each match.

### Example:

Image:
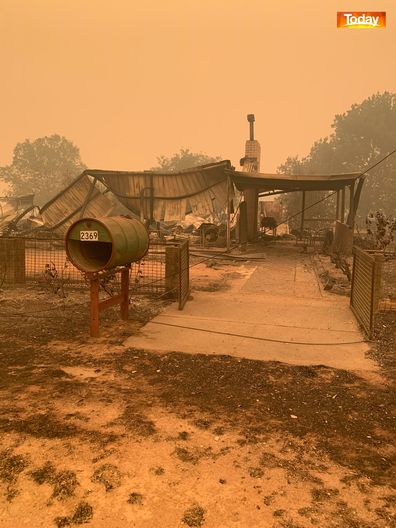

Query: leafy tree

[1,135,86,205]
[152,148,222,172]
[278,92,396,227]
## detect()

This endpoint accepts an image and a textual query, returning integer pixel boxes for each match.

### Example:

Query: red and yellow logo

[337,12,386,29]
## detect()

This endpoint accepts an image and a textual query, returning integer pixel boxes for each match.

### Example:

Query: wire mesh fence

[0,236,189,306]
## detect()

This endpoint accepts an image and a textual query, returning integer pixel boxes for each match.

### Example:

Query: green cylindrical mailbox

[65,216,149,273]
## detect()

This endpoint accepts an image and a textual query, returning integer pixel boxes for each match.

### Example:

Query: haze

[1,0,395,172]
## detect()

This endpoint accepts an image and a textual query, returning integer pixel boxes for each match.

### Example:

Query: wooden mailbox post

[87,265,130,338]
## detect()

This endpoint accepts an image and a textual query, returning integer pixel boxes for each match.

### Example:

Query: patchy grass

[0,450,28,501]
[174,447,199,464]
[115,406,156,437]
[297,506,317,517]
[0,450,28,484]
[72,501,94,523]
[0,413,80,440]
[54,517,72,528]
[30,462,56,485]
[182,504,206,527]
[51,470,79,501]
[150,466,165,476]
[91,464,121,492]
[311,487,340,503]
[127,492,144,505]
[193,419,212,430]
[54,501,93,527]
[248,467,264,478]
[29,462,78,501]
[277,520,304,528]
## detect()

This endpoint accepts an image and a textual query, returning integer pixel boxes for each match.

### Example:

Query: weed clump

[0,450,28,484]
[30,462,78,501]
[54,501,93,527]
[91,464,121,491]
[174,447,199,464]
[0,450,29,501]
[182,504,206,527]
[127,492,144,505]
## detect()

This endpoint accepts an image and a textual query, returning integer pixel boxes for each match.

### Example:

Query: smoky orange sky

[1,0,395,173]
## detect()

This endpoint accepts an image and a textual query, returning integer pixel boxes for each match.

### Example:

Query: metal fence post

[165,245,179,299]
[178,240,190,310]
[369,253,384,337]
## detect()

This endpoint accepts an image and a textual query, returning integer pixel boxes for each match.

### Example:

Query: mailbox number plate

[80,230,99,241]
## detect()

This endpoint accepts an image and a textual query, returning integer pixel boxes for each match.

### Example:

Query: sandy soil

[0,255,395,528]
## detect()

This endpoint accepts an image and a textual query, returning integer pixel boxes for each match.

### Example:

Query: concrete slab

[125,246,377,375]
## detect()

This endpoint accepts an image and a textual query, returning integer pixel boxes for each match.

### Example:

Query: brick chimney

[242,114,261,172]
[241,114,260,241]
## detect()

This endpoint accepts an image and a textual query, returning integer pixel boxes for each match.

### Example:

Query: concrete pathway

[125,245,377,374]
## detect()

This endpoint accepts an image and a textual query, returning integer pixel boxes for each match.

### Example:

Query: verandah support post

[245,188,259,242]
[239,201,248,252]
[341,187,346,223]
[300,191,306,240]
[336,190,340,221]
[347,180,356,229]
[226,175,231,251]
[351,177,365,227]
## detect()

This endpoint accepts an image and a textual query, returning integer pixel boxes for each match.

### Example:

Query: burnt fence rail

[178,240,190,310]
[350,247,395,338]
[0,236,190,310]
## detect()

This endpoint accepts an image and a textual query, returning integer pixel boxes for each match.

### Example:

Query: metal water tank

[65,216,149,273]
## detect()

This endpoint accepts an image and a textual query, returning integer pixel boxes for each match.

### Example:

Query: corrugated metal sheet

[97,161,230,221]
[88,160,231,222]
[40,174,114,235]
[350,247,384,338]
[38,161,232,231]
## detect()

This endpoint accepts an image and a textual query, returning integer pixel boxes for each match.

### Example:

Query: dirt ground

[0,255,395,528]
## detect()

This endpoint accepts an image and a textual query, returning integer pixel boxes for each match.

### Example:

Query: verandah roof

[228,170,362,192]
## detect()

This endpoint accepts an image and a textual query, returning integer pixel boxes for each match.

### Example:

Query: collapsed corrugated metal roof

[88,160,232,220]
[40,174,114,235]
[39,160,233,232]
